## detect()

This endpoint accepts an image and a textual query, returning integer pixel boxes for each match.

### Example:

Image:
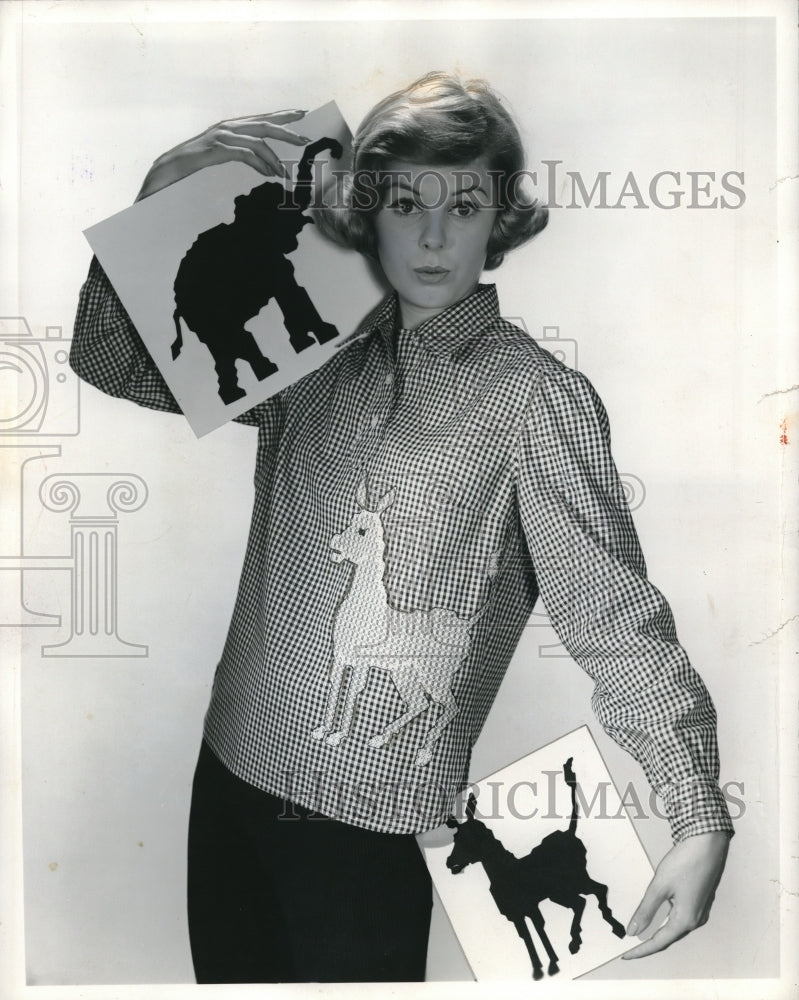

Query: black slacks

[187,740,433,983]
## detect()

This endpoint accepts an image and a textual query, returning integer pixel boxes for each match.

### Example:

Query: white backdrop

[1,2,796,998]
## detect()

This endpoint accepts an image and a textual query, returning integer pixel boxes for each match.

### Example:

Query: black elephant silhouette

[171,137,343,404]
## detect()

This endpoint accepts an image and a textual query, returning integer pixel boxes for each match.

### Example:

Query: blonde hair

[315,71,548,270]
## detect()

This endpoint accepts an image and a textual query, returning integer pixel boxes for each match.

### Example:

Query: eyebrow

[392,176,490,198]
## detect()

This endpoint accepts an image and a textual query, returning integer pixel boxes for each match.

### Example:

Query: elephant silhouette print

[312,481,488,766]
[171,137,343,404]
[446,759,627,980]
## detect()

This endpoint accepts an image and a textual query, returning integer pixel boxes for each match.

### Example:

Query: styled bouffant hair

[315,72,548,270]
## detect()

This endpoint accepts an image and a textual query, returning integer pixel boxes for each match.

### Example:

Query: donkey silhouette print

[446,758,626,980]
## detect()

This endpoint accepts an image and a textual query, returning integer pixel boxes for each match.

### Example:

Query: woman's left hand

[622,830,731,959]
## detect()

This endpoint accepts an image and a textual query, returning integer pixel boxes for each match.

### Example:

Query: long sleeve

[70,255,183,413]
[70,257,262,426]
[515,364,733,843]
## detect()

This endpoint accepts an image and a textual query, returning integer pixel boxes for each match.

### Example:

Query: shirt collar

[368,283,501,359]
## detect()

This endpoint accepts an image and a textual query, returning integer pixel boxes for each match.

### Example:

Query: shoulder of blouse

[473,316,598,412]
[487,324,614,472]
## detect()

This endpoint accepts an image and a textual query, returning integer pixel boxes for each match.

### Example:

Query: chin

[413,286,464,312]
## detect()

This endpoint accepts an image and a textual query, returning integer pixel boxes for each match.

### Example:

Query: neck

[398,301,442,331]
[397,284,479,331]
[476,838,516,880]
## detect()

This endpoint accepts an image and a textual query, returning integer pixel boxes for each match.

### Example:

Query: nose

[419,211,446,250]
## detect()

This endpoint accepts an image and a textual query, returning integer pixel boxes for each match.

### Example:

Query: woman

[71,72,731,983]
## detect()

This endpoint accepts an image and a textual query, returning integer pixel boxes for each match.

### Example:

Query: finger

[264,124,311,147]
[622,913,694,960]
[265,109,308,123]
[228,109,307,125]
[228,124,309,147]
[225,117,310,145]
[216,133,289,179]
[627,881,669,938]
[257,140,291,180]
[218,143,279,178]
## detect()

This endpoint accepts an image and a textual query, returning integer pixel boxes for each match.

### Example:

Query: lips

[413,266,450,284]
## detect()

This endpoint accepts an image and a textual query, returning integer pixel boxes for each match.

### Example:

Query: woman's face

[373,157,498,330]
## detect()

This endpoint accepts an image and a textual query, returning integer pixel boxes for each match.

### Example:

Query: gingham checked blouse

[71,257,733,842]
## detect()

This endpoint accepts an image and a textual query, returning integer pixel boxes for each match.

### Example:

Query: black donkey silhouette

[171,136,343,404]
[446,758,626,980]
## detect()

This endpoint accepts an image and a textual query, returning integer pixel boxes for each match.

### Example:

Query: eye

[387,197,419,216]
[357,527,367,536]
[451,200,478,218]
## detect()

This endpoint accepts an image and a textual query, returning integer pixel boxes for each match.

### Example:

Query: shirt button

[384,373,394,387]
[370,413,380,429]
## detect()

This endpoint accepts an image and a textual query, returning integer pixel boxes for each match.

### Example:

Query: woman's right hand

[135,110,310,201]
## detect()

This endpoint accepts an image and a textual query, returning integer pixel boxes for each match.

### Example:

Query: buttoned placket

[346,327,402,470]
[375,323,422,431]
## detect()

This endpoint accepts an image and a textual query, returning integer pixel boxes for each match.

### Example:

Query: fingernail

[627,922,638,936]
[298,136,311,143]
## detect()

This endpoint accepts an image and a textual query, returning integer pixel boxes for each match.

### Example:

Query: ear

[374,488,396,514]
[466,793,477,819]
[356,479,369,509]
[445,816,459,829]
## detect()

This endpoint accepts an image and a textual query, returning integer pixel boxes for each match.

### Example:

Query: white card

[84,101,385,436]
[419,726,655,981]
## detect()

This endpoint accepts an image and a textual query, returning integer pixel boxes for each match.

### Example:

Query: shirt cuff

[657,776,735,843]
